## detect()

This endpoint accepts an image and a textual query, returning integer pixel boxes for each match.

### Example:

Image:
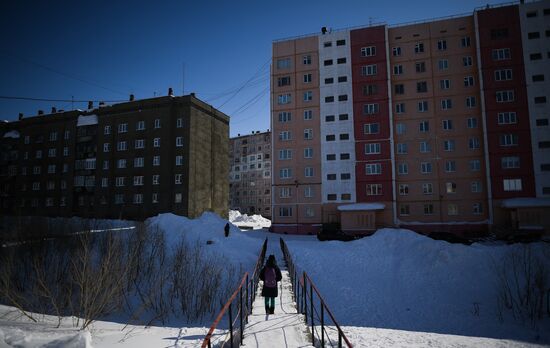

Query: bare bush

[494,244,550,327]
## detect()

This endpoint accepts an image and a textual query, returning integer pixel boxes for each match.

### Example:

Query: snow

[338,203,385,211]
[1,213,549,347]
[2,130,20,139]
[501,197,550,208]
[76,115,98,127]
[228,210,271,229]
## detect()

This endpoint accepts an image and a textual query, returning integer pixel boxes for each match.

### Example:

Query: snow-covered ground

[1,212,549,347]
[228,210,271,229]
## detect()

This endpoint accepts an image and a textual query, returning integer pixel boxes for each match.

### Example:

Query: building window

[325,115,335,122]
[279,187,292,198]
[495,69,513,81]
[535,96,547,104]
[420,141,431,153]
[492,48,511,60]
[304,110,312,120]
[304,148,313,158]
[421,162,432,174]
[305,207,315,217]
[153,155,160,166]
[136,120,145,131]
[501,156,520,169]
[471,181,482,193]
[175,155,183,166]
[467,117,478,128]
[503,179,522,191]
[134,176,144,186]
[396,103,405,114]
[393,65,403,75]
[303,74,312,83]
[498,112,517,124]
[364,123,379,134]
[278,94,291,106]
[415,62,426,73]
[175,174,182,184]
[279,131,291,141]
[461,36,471,47]
[324,59,333,66]
[279,168,292,179]
[397,143,408,154]
[419,121,429,132]
[303,91,313,101]
[338,94,348,102]
[278,76,291,86]
[117,159,126,169]
[118,123,128,133]
[536,118,548,126]
[473,203,483,215]
[400,204,410,216]
[365,143,381,154]
[418,101,428,112]
[176,118,183,128]
[396,123,406,135]
[176,137,183,147]
[303,55,312,65]
[466,96,476,108]
[339,133,349,141]
[437,39,447,50]
[36,150,42,159]
[104,125,111,135]
[117,141,127,151]
[363,103,379,114]
[366,163,382,175]
[175,193,182,203]
[340,153,350,160]
[423,183,433,195]
[530,53,542,60]
[398,163,408,175]
[278,149,292,160]
[440,79,450,90]
[414,42,424,53]
[279,207,293,217]
[392,47,401,56]
[445,160,456,173]
[361,46,376,56]
[394,84,404,94]
[279,111,292,122]
[325,96,334,103]
[438,59,449,70]
[305,167,313,177]
[326,134,335,141]
[441,99,452,110]
[463,56,473,67]
[115,177,125,187]
[448,204,458,216]
[277,58,291,69]
[325,77,334,84]
[361,64,377,76]
[491,28,509,40]
[135,139,145,149]
[337,57,346,64]
[153,138,160,147]
[500,134,518,147]
[366,184,382,196]
[341,173,351,180]
[48,148,56,157]
[532,74,545,82]
[424,204,434,215]
[442,119,453,130]
[469,160,481,172]
[528,32,540,39]
[399,184,409,195]
[417,81,427,93]
[152,193,159,203]
[464,76,475,87]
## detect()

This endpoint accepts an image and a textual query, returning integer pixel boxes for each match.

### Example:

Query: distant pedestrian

[224,222,230,237]
[259,254,282,314]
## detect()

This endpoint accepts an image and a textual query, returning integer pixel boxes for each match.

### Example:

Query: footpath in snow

[242,241,313,348]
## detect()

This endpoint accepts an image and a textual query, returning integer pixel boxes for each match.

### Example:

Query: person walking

[259,254,282,314]
[224,222,230,237]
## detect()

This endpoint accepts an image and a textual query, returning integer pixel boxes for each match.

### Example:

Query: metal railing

[280,238,353,348]
[201,238,267,348]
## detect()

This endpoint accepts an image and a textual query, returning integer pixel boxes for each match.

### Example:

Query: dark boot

[270,306,275,314]
[265,306,270,314]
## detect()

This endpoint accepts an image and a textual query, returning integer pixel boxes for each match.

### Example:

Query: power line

[0,95,127,103]
[217,58,271,108]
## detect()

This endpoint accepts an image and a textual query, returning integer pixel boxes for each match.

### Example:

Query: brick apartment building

[0,92,230,220]
[229,131,272,218]
[271,0,550,235]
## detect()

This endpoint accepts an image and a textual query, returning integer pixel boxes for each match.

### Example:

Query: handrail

[280,238,353,348]
[202,238,267,348]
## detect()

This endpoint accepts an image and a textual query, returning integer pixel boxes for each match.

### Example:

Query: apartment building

[229,131,272,218]
[271,0,550,236]
[0,92,230,220]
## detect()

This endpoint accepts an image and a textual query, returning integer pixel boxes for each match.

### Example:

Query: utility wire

[216,58,271,108]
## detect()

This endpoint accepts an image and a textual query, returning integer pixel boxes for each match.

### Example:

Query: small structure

[500,198,550,234]
[337,203,385,234]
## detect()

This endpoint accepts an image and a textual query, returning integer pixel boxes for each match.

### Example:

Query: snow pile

[76,114,98,127]
[228,210,271,229]
[285,228,550,344]
[2,130,20,139]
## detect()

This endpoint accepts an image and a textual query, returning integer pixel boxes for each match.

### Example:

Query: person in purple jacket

[259,254,282,314]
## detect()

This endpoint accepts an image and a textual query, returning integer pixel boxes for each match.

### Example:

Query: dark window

[415,62,426,73]
[541,164,550,171]
[417,81,428,93]
[337,57,347,64]
[339,114,349,121]
[395,84,405,95]
[326,154,336,160]
[325,115,335,122]
[536,118,548,126]
[340,153,350,160]
[327,194,337,200]
[395,36,402,40]
[341,173,351,180]
[539,141,550,148]
[526,11,537,17]
[363,84,378,95]
[546,30,550,37]
[326,135,335,141]
[544,187,550,194]
[277,76,291,87]
[324,42,332,47]
[533,75,545,82]
[338,95,348,101]
[325,96,334,103]
[325,78,334,84]
[528,32,540,39]
[530,53,542,60]
[327,174,336,180]
[336,39,346,46]
[535,96,547,104]
[324,59,333,66]
[339,133,349,140]
[338,76,347,83]
[491,28,509,39]
[544,8,550,15]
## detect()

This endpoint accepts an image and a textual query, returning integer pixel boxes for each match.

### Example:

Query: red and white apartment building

[271,1,550,236]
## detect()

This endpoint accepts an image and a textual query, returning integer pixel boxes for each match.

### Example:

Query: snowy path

[242,241,313,348]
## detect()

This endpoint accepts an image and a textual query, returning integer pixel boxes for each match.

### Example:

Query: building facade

[229,131,272,218]
[0,93,230,220]
[271,0,550,236]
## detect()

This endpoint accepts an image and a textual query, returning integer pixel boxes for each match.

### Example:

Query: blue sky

[0,0,506,137]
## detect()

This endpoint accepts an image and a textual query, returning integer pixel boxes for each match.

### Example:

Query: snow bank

[76,114,98,127]
[285,228,550,344]
[228,210,271,229]
[2,130,20,139]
